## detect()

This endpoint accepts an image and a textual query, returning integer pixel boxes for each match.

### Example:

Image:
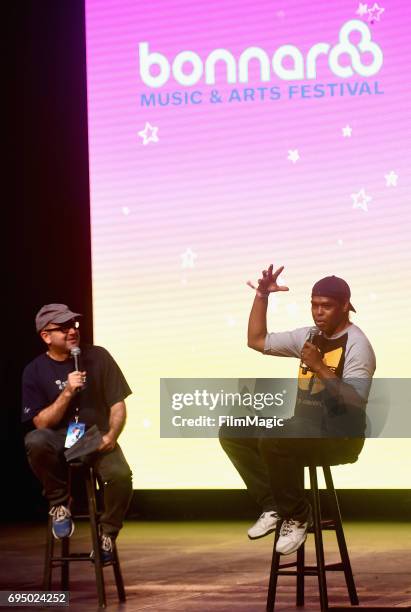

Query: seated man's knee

[25,428,53,456]
[219,424,257,450]
[104,463,132,485]
[258,436,283,460]
[218,425,247,453]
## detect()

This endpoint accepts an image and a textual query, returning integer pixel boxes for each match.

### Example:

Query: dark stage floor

[1,521,410,611]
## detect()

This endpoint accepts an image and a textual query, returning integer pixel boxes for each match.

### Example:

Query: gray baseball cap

[35,303,82,332]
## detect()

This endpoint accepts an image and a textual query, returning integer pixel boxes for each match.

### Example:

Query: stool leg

[112,543,126,602]
[43,515,53,590]
[86,467,106,608]
[296,543,305,606]
[309,466,328,612]
[61,537,69,590]
[323,466,359,606]
[266,524,281,612]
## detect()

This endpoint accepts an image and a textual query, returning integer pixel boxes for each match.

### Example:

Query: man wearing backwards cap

[220,264,375,555]
[22,304,133,562]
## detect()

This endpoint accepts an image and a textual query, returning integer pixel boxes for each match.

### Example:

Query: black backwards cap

[311,276,356,312]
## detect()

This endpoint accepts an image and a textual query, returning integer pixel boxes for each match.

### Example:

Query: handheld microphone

[301,326,319,375]
[70,347,81,371]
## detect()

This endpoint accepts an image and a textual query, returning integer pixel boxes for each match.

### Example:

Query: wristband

[247,280,270,298]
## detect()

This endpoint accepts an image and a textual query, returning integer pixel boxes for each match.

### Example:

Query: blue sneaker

[90,534,114,564]
[100,534,114,563]
[49,505,74,539]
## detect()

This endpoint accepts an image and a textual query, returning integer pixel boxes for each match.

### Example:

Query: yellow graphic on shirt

[298,347,343,394]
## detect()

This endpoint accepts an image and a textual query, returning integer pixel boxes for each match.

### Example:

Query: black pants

[25,428,133,538]
[219,418,364,522]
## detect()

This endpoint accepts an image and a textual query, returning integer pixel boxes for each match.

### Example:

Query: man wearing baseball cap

[22,304,133,562]
[220,264,375,555]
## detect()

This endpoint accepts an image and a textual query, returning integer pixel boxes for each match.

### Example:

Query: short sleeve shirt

[22,345,132,432]
[264,324,376,435]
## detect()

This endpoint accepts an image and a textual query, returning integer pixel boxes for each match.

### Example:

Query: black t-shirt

[22,345,132,432]
[294,332,365,436]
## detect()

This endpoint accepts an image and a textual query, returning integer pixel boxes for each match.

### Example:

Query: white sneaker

[276,514,312,555]
[248,511,280,540]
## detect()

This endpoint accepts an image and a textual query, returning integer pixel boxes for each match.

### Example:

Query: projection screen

[85,0,411,489]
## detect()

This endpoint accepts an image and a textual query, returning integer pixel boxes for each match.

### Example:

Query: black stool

[267,465,359,611]
[43,461,126,608]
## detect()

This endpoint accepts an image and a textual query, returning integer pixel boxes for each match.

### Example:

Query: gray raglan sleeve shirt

[263,324,376,401]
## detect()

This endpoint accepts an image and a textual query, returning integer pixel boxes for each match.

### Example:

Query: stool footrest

[323,562,345,572]
[300,563,345,573]
[51,557,90,563]
[277,563,345,577]
[308,522,336,533]
[71,512,102,519]
[51,554,116,567]
[277,560,297,570]
[277,560,344,572]
[278,569,320,577]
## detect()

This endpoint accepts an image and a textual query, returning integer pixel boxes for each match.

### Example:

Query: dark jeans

[219,418,364,522]
[25,428,133,538]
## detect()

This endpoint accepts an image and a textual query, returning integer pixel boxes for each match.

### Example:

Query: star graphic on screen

[356,3,368,16]
[384,171,398,187]
[138,122,159,145]
[351,188,372,212]
[287,150,300,163]
[181,248,197,268]
[367,3,385,22]
[342,125,352,137]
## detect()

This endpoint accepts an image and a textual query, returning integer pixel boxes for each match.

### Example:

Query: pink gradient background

[85,0,411,488]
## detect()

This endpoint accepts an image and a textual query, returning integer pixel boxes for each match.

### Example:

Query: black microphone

[301,326,319,375]
[70,347,81,371]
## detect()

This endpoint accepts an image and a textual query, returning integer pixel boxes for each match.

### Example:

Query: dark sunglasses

[44,320,80,334]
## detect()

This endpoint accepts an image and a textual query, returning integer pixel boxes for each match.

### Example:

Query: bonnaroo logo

[139,20,383,87]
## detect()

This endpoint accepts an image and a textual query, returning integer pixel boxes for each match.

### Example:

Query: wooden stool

[43,461,126,608]
[267,465,359,611]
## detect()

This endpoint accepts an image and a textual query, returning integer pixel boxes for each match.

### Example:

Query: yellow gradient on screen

[93,275,410,489]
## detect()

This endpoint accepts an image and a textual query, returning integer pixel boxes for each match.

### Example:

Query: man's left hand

[98,433,116,453]
[301,341,324,373]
